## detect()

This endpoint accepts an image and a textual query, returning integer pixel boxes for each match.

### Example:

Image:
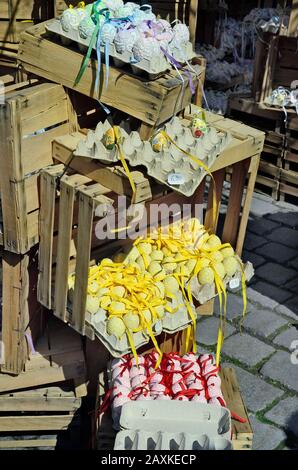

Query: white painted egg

[101,22,117,44]
[114,27,137,53]
[132,36,160,62]
[78,16,96,39]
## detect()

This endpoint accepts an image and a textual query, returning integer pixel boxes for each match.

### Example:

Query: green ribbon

[74,1,107,89]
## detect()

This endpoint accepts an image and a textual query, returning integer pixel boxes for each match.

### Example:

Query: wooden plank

[0,438,58,449]
[1,252,28,375]
[0,361,86,393]
[221,368,253,450]
[38,166,64,309]
[71,189,96,335]
[54,174,90,321]
[288,0,298,37]
[222,159,250,249]
[0,415,79,432]
[0,396,80,412]
[236,155,260,256]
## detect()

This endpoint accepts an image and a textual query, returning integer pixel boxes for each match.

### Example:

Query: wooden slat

[221,368,253,451]
[38,166,64,309]
[222,158,250,249]
[0,438,58,449]
[0,396,80,412]
[0,415,79,432]
[54,174,90,320]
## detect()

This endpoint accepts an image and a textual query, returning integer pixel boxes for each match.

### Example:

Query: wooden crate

[0,0,54,45]
[0,80,78,254]
[253,34,298,103]
[94,366,253,450]
[37,112,264,337]
[17,22,206,132]
[0,248,46,376]
[0,384,82,450]
[0,316,87,395]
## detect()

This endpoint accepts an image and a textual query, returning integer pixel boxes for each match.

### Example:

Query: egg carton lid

[119,401,231,439]
[114,430,233,450]
[45,19,196,78]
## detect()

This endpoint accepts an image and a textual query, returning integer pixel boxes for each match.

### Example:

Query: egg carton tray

[119,401,231,439]
[46,19,196,79]
[188,260,254,305]
[75,117,231,197]
[80,293,196,358]
[114,430,233,450]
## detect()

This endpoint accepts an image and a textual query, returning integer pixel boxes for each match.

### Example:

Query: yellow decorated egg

[186,259,197,275]
[221,247,235,258]
[100,296,112,309]
[148,261,162,277]
[106,317,126,338]
[86,295,99,315]
[207,235,222,249]
[110,301,126,314]
[213,262,226,279]
[156,305,165,319]
[210,251,224,263]
[152,132,169,153]
[111,286,126,298]
[198,267,215,285]
[223,256,238,277]
[103,127,116,150]
[123,312,140,330]
[138,242,152,255]
[142,309,152,323]
[164,276,180,295]
[155,281,165,299]
[150,250,164,262]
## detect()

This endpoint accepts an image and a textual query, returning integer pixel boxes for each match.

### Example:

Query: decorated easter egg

[148,261,162,277]
[86,295,99,314]
[102,128,116,150]
[150,250,164,262]
[114,27,137,54]
[155,281,165,299]
[101,0,124,13]
[111,286,126,298]
[88,281,100,295]
[78,16,96,39]
[151,132,169,153]
[156,305,165,319]
[210,251,224,263]
[198,267,214,285]
[100,296,112,309]
[213,262,226,280]
[172,23,190,45]
[223,257,238,277]
[110,301,126,314]
[164,276,180,294]
[116,2,138,18]
[123,312,140,330]
[142,309,152,323]
[132,36,161,62]
[101,22,117,45]
[138,242,152,255]
[107,316,126,338]
[192,114,208,139]
[208,235,222,249]
[221,247,235,258]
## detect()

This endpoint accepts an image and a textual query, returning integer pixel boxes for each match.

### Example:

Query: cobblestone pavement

[196,193,298,450]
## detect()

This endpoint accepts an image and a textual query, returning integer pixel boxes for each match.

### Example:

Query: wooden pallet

[0,384,82,450]
[17,22,206,131]
[0,316,87,395]
[0,79,78,254]
[95,366,253,451]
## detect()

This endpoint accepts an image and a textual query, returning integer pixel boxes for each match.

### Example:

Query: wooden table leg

[204,169,225,233]
[222,158,250,251]
[236,154,260,256]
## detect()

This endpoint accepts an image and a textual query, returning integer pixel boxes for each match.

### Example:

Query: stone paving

[196,193,298,450]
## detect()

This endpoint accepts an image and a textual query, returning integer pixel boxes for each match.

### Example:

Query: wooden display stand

[95,367,253,451]
[36,110,264,338]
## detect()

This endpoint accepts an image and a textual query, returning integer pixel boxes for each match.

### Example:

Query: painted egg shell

[132,36,160,61]
[172,23,190,44]
[106,317,126,338]
[116,3,138,18]
[101,23,117,45]
[114,28,137,53]
[78,16,96,39]
[101,0,124,12]
[61,9,81,31]
[151,132,169,153]
[102,127,116,150]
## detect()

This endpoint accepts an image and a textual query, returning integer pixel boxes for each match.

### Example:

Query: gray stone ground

[196,192,298,450]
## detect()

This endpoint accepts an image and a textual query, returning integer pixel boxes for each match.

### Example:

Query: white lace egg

[132,36,161,62]
[78,16,96,39]
[172,23,190,45]
[61,9,85,32]
[114,27,137,53]
[101,22,117,44]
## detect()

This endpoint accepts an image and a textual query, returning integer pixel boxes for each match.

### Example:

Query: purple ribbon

[160,46,195,95]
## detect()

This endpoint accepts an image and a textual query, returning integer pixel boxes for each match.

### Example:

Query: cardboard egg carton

[85,293,197,357]
[188,258,254,305]
[114,430,233,450]
[119,401,232,439]
[75,117,231,197]
[46,19,196,79]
